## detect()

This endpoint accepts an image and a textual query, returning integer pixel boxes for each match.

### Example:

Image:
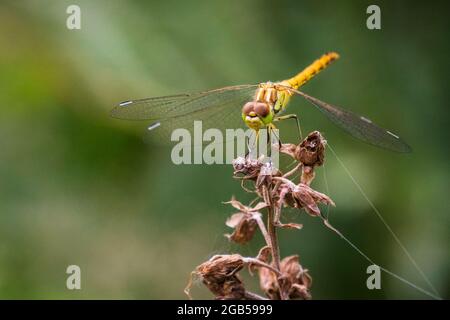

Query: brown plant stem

[243,257,282,276]
[244,291,269,300]
[262,185,286,300]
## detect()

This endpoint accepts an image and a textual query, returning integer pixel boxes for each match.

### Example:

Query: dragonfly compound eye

[242,101,255,116]
[254,102,270,118]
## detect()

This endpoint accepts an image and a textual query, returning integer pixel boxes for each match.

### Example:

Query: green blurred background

[0,0,448,299]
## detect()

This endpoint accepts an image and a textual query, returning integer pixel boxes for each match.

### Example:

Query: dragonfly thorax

[255,83,278,107]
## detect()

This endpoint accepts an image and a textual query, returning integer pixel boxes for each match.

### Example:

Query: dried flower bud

[279,132,326,185]
[225,213,258,244]
[257,255,313,300]
[232,156,263,181]
[298,131,326,167]
[279,131,326,167]
[186,254,280,300]
[196,254,245,284]
[192,254,246,300]
[280,255,312,300]
[274,177,335,217]
[259,266,279,299]
[224,199,267,244]
[299,131,326,185]
[256,161,280,188]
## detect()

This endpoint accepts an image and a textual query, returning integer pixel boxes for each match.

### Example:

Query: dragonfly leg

[245,129,259,158]
[271,123,282,148]
[274,114,303,141]
[266,123,281,159]
[265,126,272,158]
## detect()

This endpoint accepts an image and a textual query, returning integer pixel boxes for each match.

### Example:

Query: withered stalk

[244,291,268,300]
[262,185,286,300]
[188,131,329,300]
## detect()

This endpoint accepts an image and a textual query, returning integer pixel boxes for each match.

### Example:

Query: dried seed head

[187,253,279,300]
[256,161,280,188]
[299,132,326,185]
[225,212,258,244]
[293,183,335,216]
[274,177,335,217]
[258,265,279,299]
[278,132,326,185]
[224,199,267,244]
[280,255,312,300]
[232,156,264,181]
[298,131,326,167]
[279,131,326,167]
[196,254,245,283]
[257,255,312,300]
[195,254,246,300]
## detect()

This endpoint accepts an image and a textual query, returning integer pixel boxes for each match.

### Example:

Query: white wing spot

[387,130,400,139]
[119,100,133,107]
[148,122,161,131]
[360,116,372,123]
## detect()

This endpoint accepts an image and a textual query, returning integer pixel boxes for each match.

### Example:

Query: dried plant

[186,131,334,300]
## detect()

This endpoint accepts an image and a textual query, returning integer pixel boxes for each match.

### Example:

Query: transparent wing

[111,85,258,145]
[287,87,412,153]
[111,85,257,120]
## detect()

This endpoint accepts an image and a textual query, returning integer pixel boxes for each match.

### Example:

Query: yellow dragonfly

[111,52,411,152]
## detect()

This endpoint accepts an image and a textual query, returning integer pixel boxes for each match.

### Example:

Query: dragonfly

[111,52,411,153]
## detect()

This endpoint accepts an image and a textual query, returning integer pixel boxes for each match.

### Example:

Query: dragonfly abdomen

[285,52,339,89]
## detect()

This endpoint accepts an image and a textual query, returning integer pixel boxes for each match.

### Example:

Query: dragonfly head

[242,101,273,130]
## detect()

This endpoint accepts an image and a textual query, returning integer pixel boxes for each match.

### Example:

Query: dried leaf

[224,198,267,213]
[225,217,258,244]
[225,212,245,228]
